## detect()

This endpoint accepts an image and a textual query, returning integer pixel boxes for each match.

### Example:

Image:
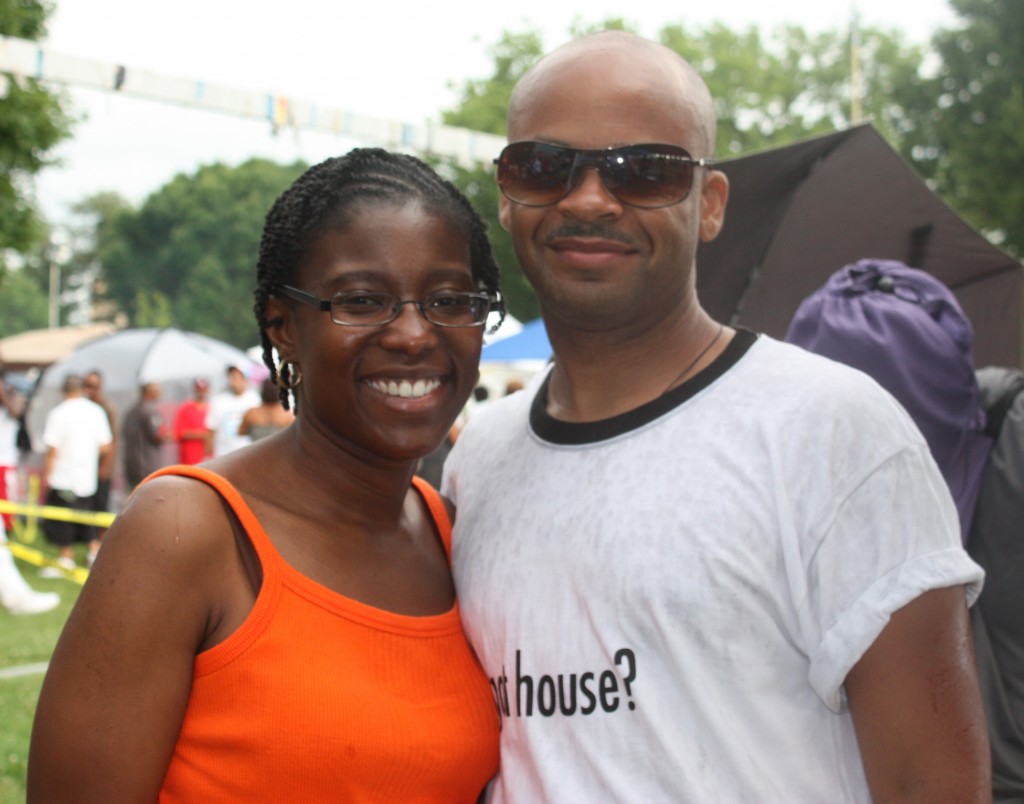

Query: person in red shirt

[172,379,210,465]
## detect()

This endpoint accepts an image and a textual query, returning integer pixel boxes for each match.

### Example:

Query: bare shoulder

[79,473,246,639]
[104,474,235,567]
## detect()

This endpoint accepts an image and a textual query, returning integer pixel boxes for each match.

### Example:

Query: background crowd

[0,362,293,585]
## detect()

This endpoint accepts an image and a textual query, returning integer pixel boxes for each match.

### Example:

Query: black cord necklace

[661,323,725,395]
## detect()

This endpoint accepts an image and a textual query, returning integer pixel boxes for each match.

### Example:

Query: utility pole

[47,229,69,329]
[47,244,60,329]
[850,5,864,123]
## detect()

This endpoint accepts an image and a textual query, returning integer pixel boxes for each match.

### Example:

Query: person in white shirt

[0,369,59,613]
[205,365,260,457]
[443,31,990,802]
[41,374,112,571]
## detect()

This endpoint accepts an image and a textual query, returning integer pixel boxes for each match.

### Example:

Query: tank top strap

[145,464,283,574]
[410,476,453,561]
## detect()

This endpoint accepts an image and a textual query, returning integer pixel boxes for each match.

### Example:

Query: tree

[438,31,546,322]
[46,192,134,326]
[0,0,73,259]
[659,22,929,157]
[915,0,1023,256]
[0,261,48,338]
[96,159,306,347]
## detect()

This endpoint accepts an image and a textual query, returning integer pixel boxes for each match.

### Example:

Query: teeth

[369,378,441,399]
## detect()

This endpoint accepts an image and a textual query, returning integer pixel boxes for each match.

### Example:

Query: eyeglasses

[494,141,715,209]
[276,285,499,328]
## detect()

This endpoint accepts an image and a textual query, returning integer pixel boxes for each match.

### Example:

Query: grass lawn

[0,554,82,802]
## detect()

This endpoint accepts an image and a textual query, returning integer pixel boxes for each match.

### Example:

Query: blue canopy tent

[480,318,551,363]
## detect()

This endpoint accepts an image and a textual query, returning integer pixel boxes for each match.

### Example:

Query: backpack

[785,258,993,540]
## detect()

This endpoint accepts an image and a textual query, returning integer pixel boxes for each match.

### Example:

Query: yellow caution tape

[0,500,116,528]
[2,540,89,585]
[1,499,108,585]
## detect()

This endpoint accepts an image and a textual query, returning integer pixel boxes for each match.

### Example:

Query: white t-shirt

[205,388,260,457]
[42,397,113,498]
[443,332,983,803]
[0,408,19,467]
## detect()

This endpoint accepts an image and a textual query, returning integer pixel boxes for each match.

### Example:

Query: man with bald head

[443,32,989,801]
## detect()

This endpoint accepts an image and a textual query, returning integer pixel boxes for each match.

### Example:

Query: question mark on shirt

[615,648,637,711]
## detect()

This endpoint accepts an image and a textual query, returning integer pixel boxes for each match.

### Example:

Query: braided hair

[253,148,503,411]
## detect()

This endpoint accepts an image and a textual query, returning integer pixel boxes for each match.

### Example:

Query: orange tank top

[155,466,498,803]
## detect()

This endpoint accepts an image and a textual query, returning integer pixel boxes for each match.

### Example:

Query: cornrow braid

[253,147,503,411]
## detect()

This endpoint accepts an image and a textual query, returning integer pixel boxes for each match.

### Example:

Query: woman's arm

[27,476,243,803]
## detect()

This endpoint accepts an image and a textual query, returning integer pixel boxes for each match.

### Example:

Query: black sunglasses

[494,141,715,209]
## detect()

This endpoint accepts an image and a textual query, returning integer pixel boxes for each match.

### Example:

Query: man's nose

[559,167,623,219]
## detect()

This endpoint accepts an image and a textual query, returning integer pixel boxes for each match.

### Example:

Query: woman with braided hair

[30,148,504,802]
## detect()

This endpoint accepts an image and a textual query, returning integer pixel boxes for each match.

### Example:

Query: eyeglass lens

[496,142,700,208]
[330,293,489,327]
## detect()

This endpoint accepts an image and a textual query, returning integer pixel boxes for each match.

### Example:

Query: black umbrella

[697,123,1022,367]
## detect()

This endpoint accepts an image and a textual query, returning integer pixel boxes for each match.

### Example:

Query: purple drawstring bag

[786,258,993,542]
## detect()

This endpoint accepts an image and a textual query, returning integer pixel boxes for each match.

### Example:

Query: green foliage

[568,16,634,38]
[0,0,51,36]
[133,288,174,328]
[918,0,1024,255]
[443,30,544,136]
[0,0,73,256]
[438,30,546,321]
[439,162,538,322]
[0,264,48,337]
[96,159,306,347]
[660,22,929,157]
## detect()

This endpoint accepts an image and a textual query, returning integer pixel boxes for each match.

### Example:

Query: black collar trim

[529,328,758,446]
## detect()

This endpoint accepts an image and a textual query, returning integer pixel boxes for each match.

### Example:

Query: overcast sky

[32,0,960,224]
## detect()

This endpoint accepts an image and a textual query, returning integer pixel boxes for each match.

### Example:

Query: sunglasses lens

[496,142,577,206]
[497,142,699,208]
[607,145,695,207]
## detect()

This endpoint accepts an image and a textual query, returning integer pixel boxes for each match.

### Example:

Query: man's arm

[845,585,990,802]
[42,446,60,498]
[145,412,165,445]
[97,407,117,478]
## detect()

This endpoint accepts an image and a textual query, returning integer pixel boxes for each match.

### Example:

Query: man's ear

[498,192,512,232]
[262,296,298,363]
[698,170,730,243]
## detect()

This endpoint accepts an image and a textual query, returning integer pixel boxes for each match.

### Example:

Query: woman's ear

[263,296,298,363]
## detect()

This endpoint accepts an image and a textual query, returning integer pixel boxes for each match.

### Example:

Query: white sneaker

[39,556,77,579]
[5,590,60,615]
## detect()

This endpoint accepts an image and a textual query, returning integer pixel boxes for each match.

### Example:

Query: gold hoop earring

[277,360,303,390]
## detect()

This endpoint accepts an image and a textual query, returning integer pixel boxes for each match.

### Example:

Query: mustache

[544,222,637,247]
